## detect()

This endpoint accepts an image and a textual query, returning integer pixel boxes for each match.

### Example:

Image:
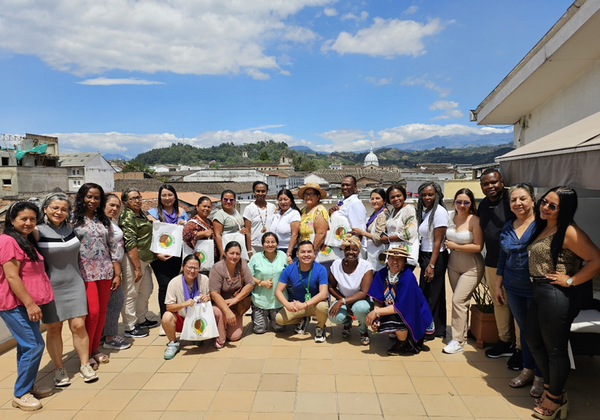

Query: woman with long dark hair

[1,202,54,411]
[416,181,448,340]
[35,192,97,384]
[147,184,189,330]
[381,184,418,269]
[351,188,389,272]
[443,188,484,354]
[526,187,600,419]
[271,188,301,264]
[182,196,217,269]
[72,183,121,367]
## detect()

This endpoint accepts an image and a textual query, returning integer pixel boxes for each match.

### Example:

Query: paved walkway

[1,281,599,420]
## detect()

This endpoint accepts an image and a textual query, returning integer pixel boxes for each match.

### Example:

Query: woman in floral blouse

[381,184,419,269]
[182,196,216,272]
[298,182,329,253]
[72,183,121,367]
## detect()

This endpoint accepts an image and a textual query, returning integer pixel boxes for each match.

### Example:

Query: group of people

[1,173,599,420]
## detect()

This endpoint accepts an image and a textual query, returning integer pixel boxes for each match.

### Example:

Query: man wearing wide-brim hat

[364,246,433,356]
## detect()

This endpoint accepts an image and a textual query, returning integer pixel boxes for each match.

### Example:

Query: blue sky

[0,0,570,158]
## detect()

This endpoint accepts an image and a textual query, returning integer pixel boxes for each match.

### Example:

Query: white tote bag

[222,232,249,261]
[150,222,184,257]
[195,239,215,271]
[311,232,343,263]
[366,240,387,272]
[180,301,219,341]
[325,212,352,247]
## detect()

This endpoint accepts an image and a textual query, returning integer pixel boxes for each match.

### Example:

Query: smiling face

[298,243,315,266]
[104,196,121,220]
[12,208,38,237]
[278,193,291,211]
[454,193,471,214]
[225,245,241,265]
[197,200,212,219]
[480,172,505,201]
[302,189,320,208]
[160,189,175,208]
[340,177,356,199]
[539,191,560,222]
[343,243,360,262]
[510,188,534,219]
[253,184,267,203]
[182,259,200,282]
[221,192,235,211]
[388,188,405,210]
[262,234,278,253]
[84,188,102,215]
[387,255,406,274]
[370,192,384,212]
[44,199,70,226]
[421,186,436,210]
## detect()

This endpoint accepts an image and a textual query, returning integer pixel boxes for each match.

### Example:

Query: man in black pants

[479,169,522,370]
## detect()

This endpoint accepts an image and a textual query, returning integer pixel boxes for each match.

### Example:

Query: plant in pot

[469,279,499,348]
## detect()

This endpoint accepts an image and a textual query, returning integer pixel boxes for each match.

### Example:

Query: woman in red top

[0,202,54,411]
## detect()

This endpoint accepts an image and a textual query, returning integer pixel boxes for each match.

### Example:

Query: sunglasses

[540,198,559,212]
[455,200,471,206]
[222,198,235,203]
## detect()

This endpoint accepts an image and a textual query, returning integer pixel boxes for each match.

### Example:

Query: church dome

[364,148,379,167]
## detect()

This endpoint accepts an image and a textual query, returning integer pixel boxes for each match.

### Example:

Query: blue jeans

[505,291,541,376]
[328,299,372,334]
[0,306,45,397]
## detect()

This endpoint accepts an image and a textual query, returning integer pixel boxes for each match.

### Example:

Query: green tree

[258,151,270,161]
[122,160,154,174]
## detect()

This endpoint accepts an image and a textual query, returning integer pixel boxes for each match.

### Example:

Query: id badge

[304,292,311,302]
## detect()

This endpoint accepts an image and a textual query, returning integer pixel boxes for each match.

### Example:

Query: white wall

[517,58,600,146]
[84,154,115,192]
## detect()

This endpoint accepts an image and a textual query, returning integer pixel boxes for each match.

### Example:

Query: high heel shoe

[533,393,568,420]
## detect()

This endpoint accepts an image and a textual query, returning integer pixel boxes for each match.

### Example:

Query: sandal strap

[545,394,563,405]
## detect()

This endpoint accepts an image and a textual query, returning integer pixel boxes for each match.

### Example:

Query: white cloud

[283,26,319,43]
[404,5,419,14]
[245,124,287,130]
[428,100,464,120]
[340,11,369,23]
[0,0,333,80]
[323,8,338,17]
[401,74,452,97]
[324,18,443,57]
[76,77,164,86]
[366,76,393,86]
[377,124,511,144]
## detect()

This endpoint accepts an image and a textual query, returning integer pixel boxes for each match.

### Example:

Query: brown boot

[12,393,42,411]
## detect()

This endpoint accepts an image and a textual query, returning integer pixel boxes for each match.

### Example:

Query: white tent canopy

[496,110,600,190]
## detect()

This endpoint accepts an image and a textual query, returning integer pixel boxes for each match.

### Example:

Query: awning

[496,110,600,190]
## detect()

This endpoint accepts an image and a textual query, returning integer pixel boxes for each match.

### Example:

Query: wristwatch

[429,264,435,269]
[566,277,574,287]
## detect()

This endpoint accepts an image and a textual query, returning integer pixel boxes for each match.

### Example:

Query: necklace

[257,205,268,233]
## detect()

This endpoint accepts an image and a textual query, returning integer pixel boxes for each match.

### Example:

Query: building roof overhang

[473,0,600,125]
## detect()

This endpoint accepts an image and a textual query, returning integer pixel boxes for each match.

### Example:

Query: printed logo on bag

[320,244,333,255]
[335,226,348,240]
[193,317,207,335]
[377,252,387,263]
[158,233,175,249]
[198,250,207,264]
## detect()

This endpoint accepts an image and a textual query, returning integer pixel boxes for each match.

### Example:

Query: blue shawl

[367,266,433,341]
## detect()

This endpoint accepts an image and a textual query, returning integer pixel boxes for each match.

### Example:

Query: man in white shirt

[329,175,368,247]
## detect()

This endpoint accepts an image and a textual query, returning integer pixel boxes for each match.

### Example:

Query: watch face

[567,277,573,286]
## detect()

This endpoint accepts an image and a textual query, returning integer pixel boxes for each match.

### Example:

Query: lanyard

[297,263,313,300]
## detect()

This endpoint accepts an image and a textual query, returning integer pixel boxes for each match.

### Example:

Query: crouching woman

[162,255,210,360]
[365,247,433,355]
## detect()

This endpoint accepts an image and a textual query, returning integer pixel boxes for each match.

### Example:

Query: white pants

[121,254,154,330]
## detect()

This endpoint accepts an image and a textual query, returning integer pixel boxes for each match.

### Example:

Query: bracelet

[342,298,347,306]
[114,274,122,278]
[374,307,379,318]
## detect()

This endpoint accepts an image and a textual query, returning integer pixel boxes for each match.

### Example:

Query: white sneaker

[80,364,99,383]
[442,340,464,354]
[54,367,70,387]
[158,326,166,336]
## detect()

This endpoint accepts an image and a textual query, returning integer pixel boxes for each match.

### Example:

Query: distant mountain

[385,132,512,151]
[290,145,329,155]
[103,153,131,161]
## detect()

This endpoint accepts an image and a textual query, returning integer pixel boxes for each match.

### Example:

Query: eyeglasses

[222,198,235,203]
[184,266,200,271]
[128,196,142,202]
[455,200,471,206]
[540,198,559,212]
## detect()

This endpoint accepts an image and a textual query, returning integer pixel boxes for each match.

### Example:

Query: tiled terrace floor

[1,282,599,420]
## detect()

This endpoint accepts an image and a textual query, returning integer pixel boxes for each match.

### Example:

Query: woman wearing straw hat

[297,182,329,253]
[365,247,433,355]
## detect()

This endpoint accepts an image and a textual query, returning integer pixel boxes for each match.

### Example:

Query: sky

[0,0,572,158]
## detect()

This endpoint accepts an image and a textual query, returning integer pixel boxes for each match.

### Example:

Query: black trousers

[418,250,449,338]
[525,282,581,396]
[151,256,183,317]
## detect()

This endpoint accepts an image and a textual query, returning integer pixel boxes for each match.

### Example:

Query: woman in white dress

[243,181,276,257]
